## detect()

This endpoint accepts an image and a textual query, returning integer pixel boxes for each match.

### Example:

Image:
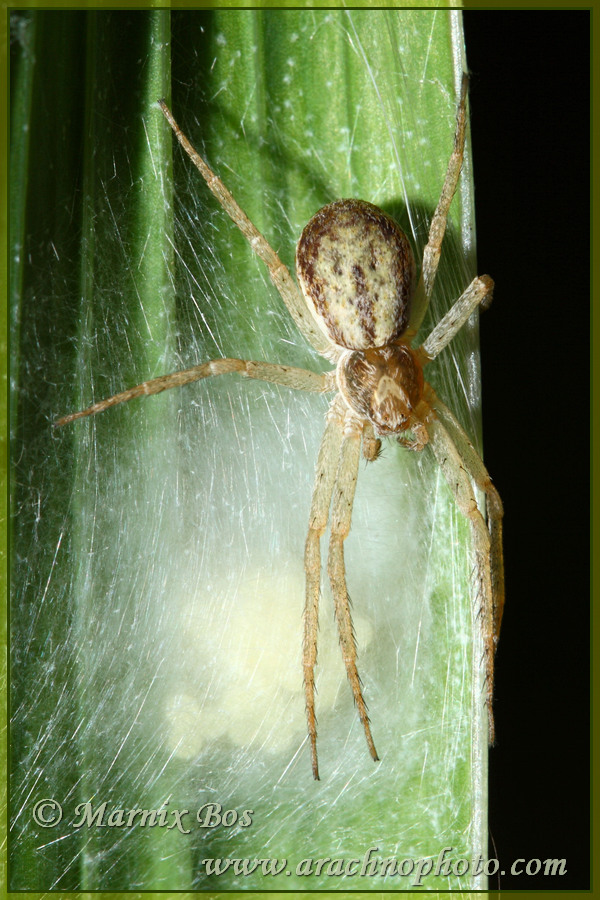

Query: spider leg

[417,273,494,364]
[425,385,505,641]
[327,409,379,767]
[158,101,336,362]
[423,401,498,743]
[362,422,382,462]
[304,394,347,780]
[55,360,335,426]
[410,75,469,336]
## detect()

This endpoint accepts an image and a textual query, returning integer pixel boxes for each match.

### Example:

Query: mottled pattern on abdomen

[296,199,416,351]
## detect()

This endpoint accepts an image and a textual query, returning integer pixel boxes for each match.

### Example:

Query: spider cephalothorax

[337,343,425,437]
[58,78,504,781]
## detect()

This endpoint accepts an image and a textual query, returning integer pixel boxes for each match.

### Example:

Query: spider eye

[338,344,424,435]
[296,199,416,351]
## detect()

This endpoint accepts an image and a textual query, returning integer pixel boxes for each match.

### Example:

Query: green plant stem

[10,9,487,891]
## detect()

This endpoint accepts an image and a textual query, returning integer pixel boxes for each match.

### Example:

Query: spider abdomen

[337,344,424,435]
[296,199,416,351]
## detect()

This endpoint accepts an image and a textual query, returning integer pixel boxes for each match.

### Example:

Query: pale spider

[57,74,504,780]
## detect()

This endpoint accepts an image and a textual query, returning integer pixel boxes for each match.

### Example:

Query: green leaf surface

[10,8,487,892]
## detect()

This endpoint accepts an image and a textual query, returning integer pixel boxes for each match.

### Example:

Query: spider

[57,74,504,780]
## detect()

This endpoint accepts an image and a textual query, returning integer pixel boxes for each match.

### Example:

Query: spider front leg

[304,395,347,780]
[327,409,379,768]
[304,396,378,779]
[423,401,499,742]
[425,386,505,640]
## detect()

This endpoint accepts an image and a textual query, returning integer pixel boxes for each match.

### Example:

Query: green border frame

[3,2,595,900]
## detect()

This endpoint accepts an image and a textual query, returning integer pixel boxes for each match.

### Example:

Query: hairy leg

[361,421,381,461]
[426,385,505,640]
[56,360,335,426]
[159,101,335,360]
[328,409,379,767]
[304,394,347,779]
[410,74,469,332]
[417,274,494,364]
[425,408,497,743]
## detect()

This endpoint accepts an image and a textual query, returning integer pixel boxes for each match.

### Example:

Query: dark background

[463,12,590,890]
